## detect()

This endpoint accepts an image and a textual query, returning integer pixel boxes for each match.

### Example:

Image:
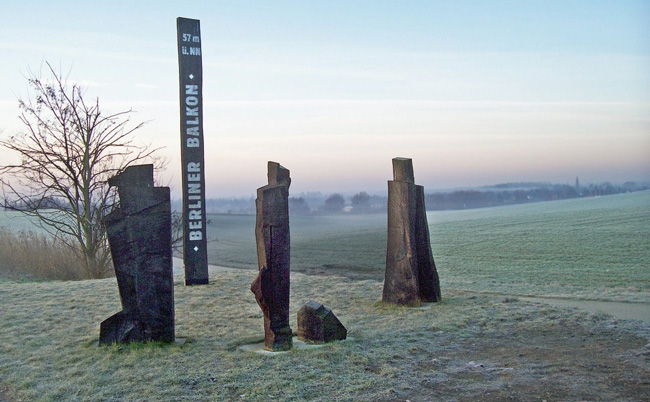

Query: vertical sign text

[177,17,208,285]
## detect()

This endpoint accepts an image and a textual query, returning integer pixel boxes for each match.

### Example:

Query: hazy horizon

[174,179,649,204]
[1,1,648,199]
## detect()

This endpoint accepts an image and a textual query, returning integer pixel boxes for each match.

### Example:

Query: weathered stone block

[99,164,174,344]
[297,300,347,344]
[383,157,441,306]
[250,162,293,351]
[392,157,415,183]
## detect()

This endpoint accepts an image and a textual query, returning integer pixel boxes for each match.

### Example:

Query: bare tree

[171,211,184,253]
[0,62,161,279]
[288,196,311,215]
[351,191,370,213]
[321,193,345,213]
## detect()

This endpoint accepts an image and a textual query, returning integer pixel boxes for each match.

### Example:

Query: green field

[3,190,648,301]
[206,190,650,302]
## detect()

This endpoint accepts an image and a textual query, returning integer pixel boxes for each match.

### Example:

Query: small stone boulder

[297,300,347,344]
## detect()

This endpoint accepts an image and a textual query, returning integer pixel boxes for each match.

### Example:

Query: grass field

[434,190,650,302]
[1,269,649,401]
[206,190,650,302]
[0,191,649,400]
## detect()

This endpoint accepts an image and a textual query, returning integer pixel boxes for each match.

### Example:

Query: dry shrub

[0,229,100,281]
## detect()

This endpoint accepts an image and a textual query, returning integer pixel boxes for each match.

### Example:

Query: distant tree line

[162,181,649,216]
[290,192,387,215]
[424,181,649,211]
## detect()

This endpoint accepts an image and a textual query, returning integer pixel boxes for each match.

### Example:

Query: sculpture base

[240,337,352,355]
[184,278,209,286]
[99,311,175,345]
[263,327,293,352]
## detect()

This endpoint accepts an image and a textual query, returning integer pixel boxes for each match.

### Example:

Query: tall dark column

[100,164,174,344]
[250,162,293,351]
[177,17,208,285]
[383,157,441,306]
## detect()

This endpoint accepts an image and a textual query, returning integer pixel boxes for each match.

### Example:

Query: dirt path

[199,261,650,324]
[298,265,650,324]
[172,257,240,275]
[178,258,650,324]
[518,296,650,323]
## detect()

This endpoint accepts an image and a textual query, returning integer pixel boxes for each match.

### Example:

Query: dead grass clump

[0,229,93,281]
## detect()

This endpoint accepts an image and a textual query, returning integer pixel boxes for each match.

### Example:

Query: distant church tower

[575,176,580,189]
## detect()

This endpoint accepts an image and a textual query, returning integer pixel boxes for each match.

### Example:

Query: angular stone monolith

[297,300,347,344]
[99,164,174,344]
[250,162,292,351]
[382,157,441,306]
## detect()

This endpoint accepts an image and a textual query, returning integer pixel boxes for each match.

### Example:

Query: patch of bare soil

[436,330,645,400]
[0,383,16,402]
[371,314,650,401]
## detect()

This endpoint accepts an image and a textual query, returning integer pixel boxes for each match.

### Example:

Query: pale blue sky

[1,1,648,197]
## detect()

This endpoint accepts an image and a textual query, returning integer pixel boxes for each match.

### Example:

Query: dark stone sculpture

[99,164,175,344]
[250,162,292,351]
[297,300,347,344]
[383,157,441,306]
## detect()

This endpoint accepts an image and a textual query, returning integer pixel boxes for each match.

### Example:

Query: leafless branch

[0,62,162,278]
